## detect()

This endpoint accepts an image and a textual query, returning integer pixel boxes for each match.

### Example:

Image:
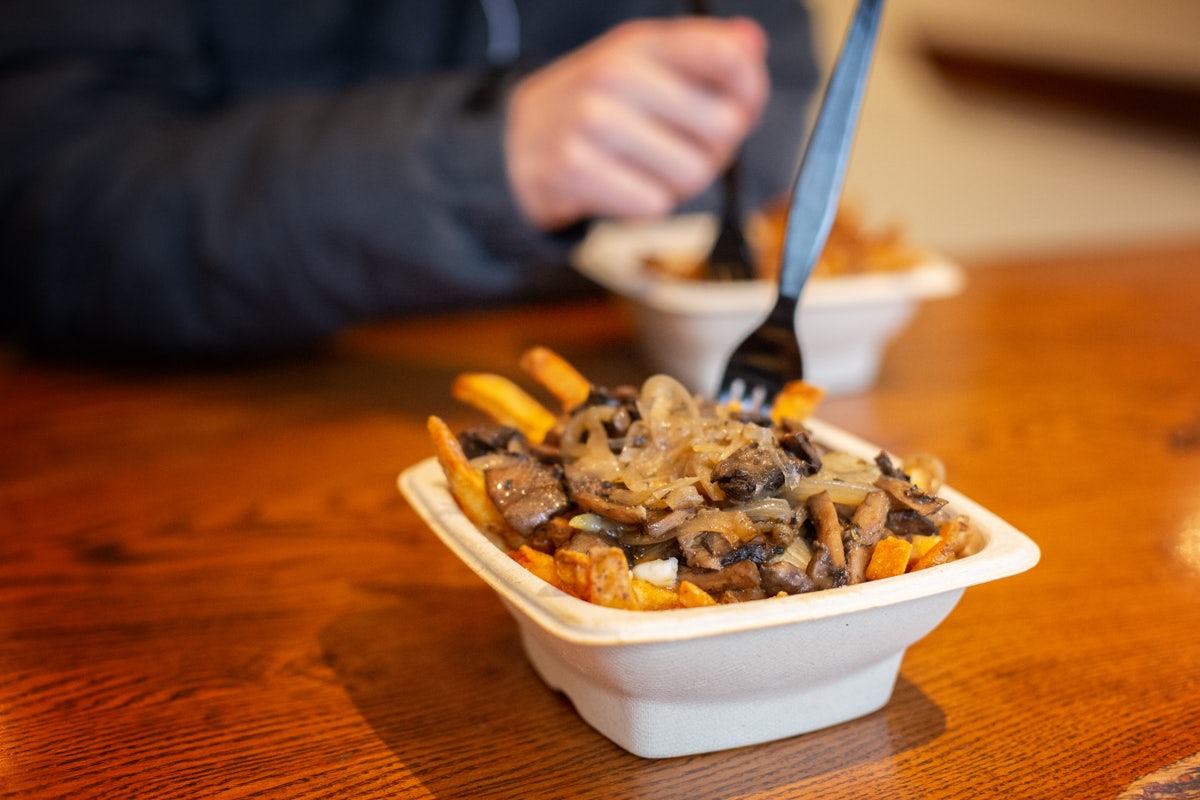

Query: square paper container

[571,215,966,396]
[398,418,1039,758]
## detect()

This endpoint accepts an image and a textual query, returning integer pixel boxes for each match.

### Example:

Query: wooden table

[3,238,1199,799]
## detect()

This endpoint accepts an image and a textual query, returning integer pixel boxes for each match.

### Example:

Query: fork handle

[778,0,884,299]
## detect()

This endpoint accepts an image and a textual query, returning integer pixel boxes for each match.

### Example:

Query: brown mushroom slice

[807,490,845,570]
[805,544,848,590]
[875,475,948,516]
[846,547,871,587]
[845,489,891,584]
[677,560,765,603]
[850,489,890,543]
[670,508,758,570]
[711,442,788,503]
[761,560,819,595]
[483,456,570,538]
[778,424,823,475]
[677,529,741,570]
[572,490,648,525]
[563,463,648,525]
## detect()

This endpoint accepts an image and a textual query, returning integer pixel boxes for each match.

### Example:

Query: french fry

[631,578,684,611]
[554,549,592,601]
[519,346,593,412]
[746,200,924,282]
[642,251,706,281]
[771,380,825,426]
[427,415,522,549]
[907,534,942,568]
[677,580,717,608]
[452,372,557,443]
[589,547,637,610]
[515,546,685,610]
[865,536,913,581]
[911,538,955,572]
[513,545,563,590]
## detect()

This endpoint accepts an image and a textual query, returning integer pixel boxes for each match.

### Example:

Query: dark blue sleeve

[0,1,816,357]
[0,8,587,355]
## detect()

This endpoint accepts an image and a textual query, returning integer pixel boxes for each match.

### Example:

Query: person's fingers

[511,134,675,229]
[578,18,769,161]
[508,100,716,230]
[583,52,750,163]
[563,142,676,220]
[621,17,769,121]
[505,15,773,230]
[573,92,716,201]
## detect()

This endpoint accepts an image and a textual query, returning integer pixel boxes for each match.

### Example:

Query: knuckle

[577,61,622,98]
[573,95,614,139]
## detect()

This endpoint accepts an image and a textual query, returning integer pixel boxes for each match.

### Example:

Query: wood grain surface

[2,238,1199,799]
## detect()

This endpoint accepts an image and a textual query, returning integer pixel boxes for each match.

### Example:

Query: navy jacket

[0,0,817,355]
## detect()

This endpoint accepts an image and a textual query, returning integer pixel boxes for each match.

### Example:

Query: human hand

[505,16,769,231]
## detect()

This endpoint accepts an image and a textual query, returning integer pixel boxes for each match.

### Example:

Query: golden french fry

[677,580,717,608]
[641,252,706,281]
[907,534,941,568]
[452,372,557,443]
[865,536,913,581]
[513,545,563,590]
[519,346,593,412]
[771,380,825,426]
[631,578,683,611]
[589,546,637,610]
[911,538,955,572]
[427,415,523,549]
[554,549,592,601]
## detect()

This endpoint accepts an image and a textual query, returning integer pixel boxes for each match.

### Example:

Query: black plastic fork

[688,0,756,282]
[705,155,756,281]
[717,0,885,413]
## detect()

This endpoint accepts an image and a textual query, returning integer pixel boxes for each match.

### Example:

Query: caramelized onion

[785,450,882,506]
[772,537,814,571]
[672,507,758,544]
[560,404,619,472]
[569,512,639,539]
[731,497,793,521]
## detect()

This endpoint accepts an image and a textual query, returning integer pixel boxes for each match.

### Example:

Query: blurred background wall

[806,0,1200,261]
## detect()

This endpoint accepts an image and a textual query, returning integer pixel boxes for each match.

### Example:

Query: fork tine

[723,377,746,407]
[716,0,884,413]
[717,295,803,412]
